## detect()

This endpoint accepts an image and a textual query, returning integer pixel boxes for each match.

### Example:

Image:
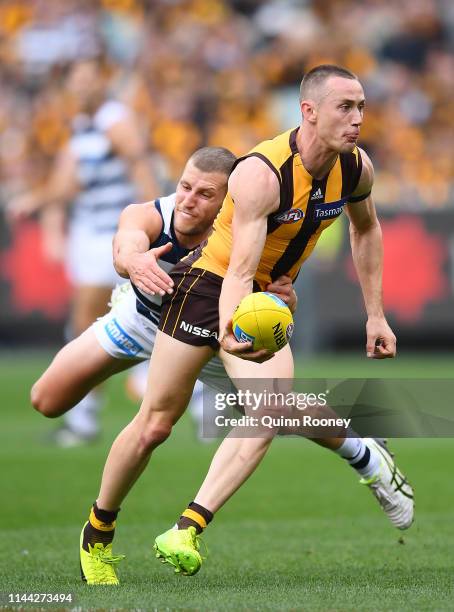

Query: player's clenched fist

[366,316,397,359]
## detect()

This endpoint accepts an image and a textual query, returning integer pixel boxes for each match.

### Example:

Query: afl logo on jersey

[274,209,304,224]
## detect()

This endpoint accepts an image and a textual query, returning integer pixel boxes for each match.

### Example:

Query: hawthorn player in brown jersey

[78,65,414,583]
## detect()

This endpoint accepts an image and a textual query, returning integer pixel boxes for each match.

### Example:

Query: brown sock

[176,501,213,534]
[82,502,119,552]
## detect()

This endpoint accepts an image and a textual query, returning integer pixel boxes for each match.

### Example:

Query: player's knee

[30,382,60,418]
[137,421,173,454]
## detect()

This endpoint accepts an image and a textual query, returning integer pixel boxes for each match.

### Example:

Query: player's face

[174,162,227,236]
[67,61,104,111]
[315,77,365,153]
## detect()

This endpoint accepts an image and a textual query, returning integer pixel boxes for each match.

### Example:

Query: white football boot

[361,438,414,530]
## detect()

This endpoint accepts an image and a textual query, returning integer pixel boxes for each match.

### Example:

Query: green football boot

[154,527,202,576]
[79,522,125,585]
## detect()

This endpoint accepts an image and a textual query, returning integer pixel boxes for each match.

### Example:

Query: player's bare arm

[219,157,280,362]
[40,205,67,262]
[113,203,174,296]
[107,114,159,202]
[7,147,79,222]
[345,148,396,359]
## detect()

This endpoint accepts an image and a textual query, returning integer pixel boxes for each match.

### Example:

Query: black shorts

[159,263,222,350]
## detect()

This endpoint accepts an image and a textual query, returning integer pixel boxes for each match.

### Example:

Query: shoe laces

[360,461,396,506]
[88,543,125,580]
[187,527,208,560]
[359,473,380,487]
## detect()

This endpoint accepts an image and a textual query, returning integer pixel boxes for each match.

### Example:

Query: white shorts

[66,228,122,287]
[92,283,232,393]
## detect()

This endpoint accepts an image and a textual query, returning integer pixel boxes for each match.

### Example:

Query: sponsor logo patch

[310,187,323,200]
[273,208,304,224]
[105,318,143,357]
[312,198,348,221]
[180,320,218,339]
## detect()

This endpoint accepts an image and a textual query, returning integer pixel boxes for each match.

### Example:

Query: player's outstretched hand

[220,319,274,363]
[266,275,297,313]
[6,192,40,223]
[366,316,397,359]
[126,242,174,296]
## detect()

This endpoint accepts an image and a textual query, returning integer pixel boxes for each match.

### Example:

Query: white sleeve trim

[158,193,177,235]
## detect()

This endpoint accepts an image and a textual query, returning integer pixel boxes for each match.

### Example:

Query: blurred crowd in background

[0,0,453,214]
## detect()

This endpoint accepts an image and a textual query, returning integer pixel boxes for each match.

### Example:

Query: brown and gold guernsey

[186,127,365,289]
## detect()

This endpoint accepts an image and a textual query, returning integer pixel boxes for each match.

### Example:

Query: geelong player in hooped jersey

[76,65,414,585]
[9,59,159,444]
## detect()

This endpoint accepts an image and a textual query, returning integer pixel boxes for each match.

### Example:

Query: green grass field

[1,351,454,611]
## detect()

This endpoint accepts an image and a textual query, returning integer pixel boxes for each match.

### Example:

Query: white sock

[335,437,381,480]
[64,390,101,437]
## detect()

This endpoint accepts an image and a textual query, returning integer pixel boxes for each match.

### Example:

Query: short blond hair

[189,147,236,176]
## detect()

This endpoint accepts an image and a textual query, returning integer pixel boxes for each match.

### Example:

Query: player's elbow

[349,217,381,239]
[30,382,60,418]
[113,259,129,279]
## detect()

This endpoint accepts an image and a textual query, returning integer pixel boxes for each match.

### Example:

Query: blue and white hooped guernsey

[131,192,190,323]
[69,100,137,234]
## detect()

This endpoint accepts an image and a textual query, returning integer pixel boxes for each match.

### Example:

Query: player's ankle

[335,437,381,479]
[176,501,213,534]
[82,502,120,551]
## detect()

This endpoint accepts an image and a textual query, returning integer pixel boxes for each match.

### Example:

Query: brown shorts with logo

[159,263,223,350]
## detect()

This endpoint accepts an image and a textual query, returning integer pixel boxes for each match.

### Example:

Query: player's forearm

[219,271,253,333]
[22,186,61,214]
[40,205,66,242]
[220,216,267,332]
[113,230,150,278]
[349,221,385,318]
